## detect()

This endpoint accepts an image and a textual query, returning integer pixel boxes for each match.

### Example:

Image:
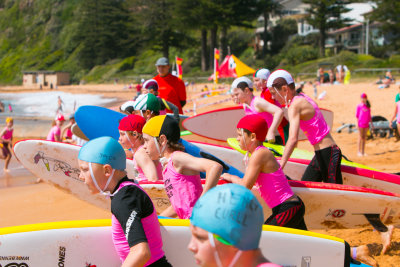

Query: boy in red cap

[118,114,163,182]
[222,114,307,230]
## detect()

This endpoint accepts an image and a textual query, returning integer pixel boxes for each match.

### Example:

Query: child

[142,115,222,219]
[253,68,270,93]
[78,136,172,266]
[61,115,75,143]
[141,79,180,121]
[118,114,163,182]
[0,117,13,171]
[189,183,281,267]
[390,96,400,141]
[267,70,343,184]
[46,114,65,142]
[222,114,307,230]
[356,93,371,156]
[231,77,284,145]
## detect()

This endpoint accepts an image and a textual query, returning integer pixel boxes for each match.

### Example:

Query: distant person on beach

[230,76,284,145]
[46,114,65,142]
[356,93,372,156]
[222,114,307,230]
[0,101,4,112]
[189,183,282,267]
[267,69,343,184]
[153,57,186,114]
[56,96,64,114]
[78,137,172,266]
[0,117,14,171]
[118,114,162,182]
[390,97,400,141]
[61,115,75,143]
[142,115,222,219]
[8,104,12,113]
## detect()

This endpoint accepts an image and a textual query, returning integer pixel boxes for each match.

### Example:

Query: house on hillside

[325,22,388,55]
[22,71,70,88]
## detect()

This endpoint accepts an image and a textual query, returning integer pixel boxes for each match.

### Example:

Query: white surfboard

[0,219,350,267]
[140,181,400,229]
[12,140,138,210]
[182,106,334,142]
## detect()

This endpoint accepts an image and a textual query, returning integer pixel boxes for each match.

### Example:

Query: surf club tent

[208,54,256,81]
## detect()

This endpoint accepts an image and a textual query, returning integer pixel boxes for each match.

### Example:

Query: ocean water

[0,91,118,137]
[0,91,117,119]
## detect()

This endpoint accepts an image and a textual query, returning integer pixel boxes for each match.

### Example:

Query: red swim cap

[361,93,367,99]
[55,114,65,121]
[118,114,146,133]
[237,114,268,142]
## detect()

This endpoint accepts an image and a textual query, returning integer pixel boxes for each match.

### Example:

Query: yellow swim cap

[142,115,180,142]
[6,117,13,123]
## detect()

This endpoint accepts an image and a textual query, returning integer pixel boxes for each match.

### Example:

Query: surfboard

[76,105,191,140]
[0,219,351,267]
[15,140,400,229]
[12,139,138,210]
[140,180,400,229]
[182,106,334,142]
[227,137,378,171]
[71,123,89,141]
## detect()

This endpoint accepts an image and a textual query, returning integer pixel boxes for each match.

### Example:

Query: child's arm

[173,152,222,195]
[390,104,398,125]
[254,97,283,142]
[280,104,300,169]
[222,149,264,189]
[135,148,161,182]
[0,128,6,143]
[122,242,151,267]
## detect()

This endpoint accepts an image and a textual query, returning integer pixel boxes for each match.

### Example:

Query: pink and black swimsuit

[293,93,342,184]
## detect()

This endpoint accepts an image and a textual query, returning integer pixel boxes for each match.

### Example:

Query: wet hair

[366,99,371,109]
[237,81,253,92]
[156,137,185,152]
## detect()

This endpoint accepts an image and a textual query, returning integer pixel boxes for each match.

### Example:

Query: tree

[75,0,136,69]
[303,0,352,57]
[256,0,281,57]
[369,0,400,50]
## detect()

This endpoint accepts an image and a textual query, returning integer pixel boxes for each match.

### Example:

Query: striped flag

[176,57,183,79]
[214,48,220,84]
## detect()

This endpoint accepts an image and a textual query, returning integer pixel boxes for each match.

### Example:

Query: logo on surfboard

[33,151,81,181]
[326,209,346,218]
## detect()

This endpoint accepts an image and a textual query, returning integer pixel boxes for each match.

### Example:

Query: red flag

[214,49,220,83]
[176,57,183,79]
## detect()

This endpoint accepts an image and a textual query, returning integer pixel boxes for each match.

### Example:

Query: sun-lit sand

[0,80,399,266]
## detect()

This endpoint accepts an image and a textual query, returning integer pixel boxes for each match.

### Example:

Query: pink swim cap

[361,93,367,99]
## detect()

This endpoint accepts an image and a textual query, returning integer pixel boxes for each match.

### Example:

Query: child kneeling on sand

[189,183,282,267]
[78,136,172,266]
[142,115,222,219]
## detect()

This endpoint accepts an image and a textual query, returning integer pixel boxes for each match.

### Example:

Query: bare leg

[352,245,377,267]
[381,224,394,254]
[4,153,11,171]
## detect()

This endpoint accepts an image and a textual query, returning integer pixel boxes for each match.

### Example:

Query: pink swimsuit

[111,181,164,265]
[293,93,330,145]
[356,103,371,128]
[254,147,294,209]
[163,151,203,219]
[1,127,13,141]
[244,97,274,127]
[134,146,163,182]
[46,125,61,141]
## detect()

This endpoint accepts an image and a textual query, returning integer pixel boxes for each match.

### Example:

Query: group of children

[73,71,386,266]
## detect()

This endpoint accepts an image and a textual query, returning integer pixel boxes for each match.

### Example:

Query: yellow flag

[231,55,256,77]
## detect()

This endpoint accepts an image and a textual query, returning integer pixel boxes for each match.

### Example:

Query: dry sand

[1,81,399,266]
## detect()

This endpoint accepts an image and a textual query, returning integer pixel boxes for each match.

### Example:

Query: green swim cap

[78,136,126,170]
[190,183,264,251]
[133,93,160,112]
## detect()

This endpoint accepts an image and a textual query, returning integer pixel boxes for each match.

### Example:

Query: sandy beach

[1,81,399,266]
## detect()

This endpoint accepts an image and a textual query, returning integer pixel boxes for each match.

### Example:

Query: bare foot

[381,225,394,254]
[36,177,43,183]
[3,168,9,172]
[354,245,377,267]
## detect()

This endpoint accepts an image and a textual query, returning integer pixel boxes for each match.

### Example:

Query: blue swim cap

[190,184,264,250]
[78,136,126,170]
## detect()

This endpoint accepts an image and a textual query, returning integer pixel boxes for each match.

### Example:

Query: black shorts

[1,142,10,157]
[265,197,307,231]
[301,145,343,184]
[149,256,172,267]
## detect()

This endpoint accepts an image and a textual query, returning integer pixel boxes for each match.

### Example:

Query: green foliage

[280,45,319,66]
